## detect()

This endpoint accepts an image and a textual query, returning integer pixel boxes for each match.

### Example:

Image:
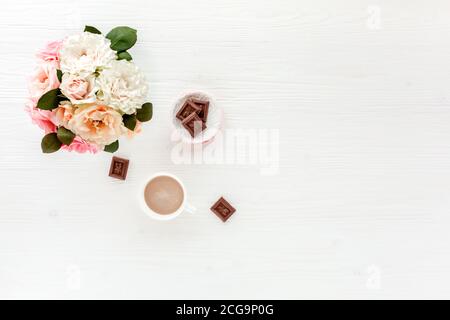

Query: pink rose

[61,136,99,154]
[28,61,60,102]
[36,40,62,63]
[25,100,57,134]
[60,74,97,105]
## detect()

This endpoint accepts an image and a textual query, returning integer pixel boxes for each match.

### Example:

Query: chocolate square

[176,100,202,122]
[108,156,129,180]
[189,98,210,123]
[182,112,207,137]
[210,197,236,222]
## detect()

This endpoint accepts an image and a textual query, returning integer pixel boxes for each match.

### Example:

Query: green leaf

[117,51,132,61]
[57,127,75,145]
[56,69,63,82]
[104,140,119,153]
[41,133,62,153]
[136,102,153,122]
[106,26,137,52]
[37,88,61,110]
[123,114,137,131]
[84,25,101,34]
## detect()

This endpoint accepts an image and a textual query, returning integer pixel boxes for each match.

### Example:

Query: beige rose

[60,73,97,104]
[67,103,125,146]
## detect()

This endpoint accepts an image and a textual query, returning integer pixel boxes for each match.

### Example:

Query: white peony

[96,60,148,114]
[59,32,116,75]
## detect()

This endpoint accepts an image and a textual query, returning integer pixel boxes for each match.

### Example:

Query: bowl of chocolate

[172,91,223,144]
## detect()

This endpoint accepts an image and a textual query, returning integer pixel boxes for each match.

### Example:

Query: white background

[1,0,450,299]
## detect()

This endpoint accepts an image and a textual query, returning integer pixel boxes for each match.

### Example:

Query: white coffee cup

[139,172,195,221]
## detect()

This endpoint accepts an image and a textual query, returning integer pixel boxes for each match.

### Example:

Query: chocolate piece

[210,197,236,222]
[182,112,207,137]
[108,156,129,180]
[189,98,210,123]
[176,100,202,122]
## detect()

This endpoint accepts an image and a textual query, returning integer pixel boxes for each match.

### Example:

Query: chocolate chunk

[190,98,209,108]
[182,112,207,137]
[189,98,210,123]
[108,156,129,180]
[210,197,236,222]
[176,100,202,122]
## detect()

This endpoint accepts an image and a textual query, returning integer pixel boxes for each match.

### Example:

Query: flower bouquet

[26,25,152,153]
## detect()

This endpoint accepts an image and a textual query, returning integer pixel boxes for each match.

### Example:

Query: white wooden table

[1,0,450,299]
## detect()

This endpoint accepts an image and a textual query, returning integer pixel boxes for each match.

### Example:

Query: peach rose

[28,61,60,102]
[54,101,75,127]
[60,73,97,105]
[67,103,125,146]
[126,120,142,138]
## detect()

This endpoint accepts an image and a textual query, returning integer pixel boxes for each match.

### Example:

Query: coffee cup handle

[185,203,197,214]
